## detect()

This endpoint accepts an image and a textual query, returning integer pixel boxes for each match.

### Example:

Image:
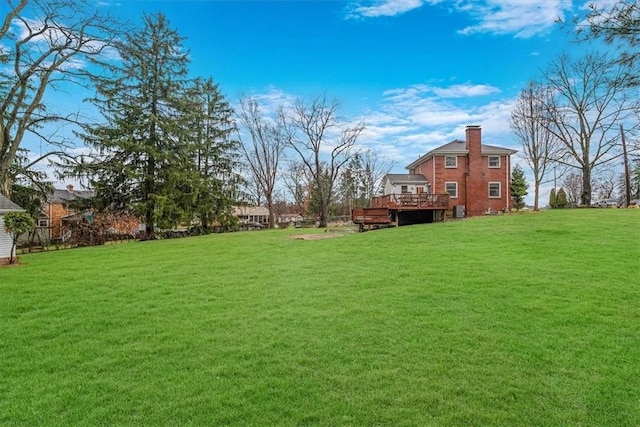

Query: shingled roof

[406,139,517,170]
[384,174,429,184]
[0,194,25,213]
[48,187,95,204]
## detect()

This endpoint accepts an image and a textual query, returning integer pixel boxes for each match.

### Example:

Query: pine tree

[186,77,243,231]
[76,12,193,237]
[556,188,568,208]
[549,188,557,209]
[510,164,529,211]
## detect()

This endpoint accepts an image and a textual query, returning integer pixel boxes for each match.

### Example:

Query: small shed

[0,194,26,262]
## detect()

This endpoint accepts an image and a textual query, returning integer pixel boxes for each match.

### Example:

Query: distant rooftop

[49,185,95,204]
[0,194,25,212]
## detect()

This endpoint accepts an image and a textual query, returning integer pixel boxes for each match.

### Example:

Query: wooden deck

[351,193,450,231]
[370,193,449,209]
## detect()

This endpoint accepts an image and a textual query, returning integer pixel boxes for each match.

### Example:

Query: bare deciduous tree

[510,81,562,211]
[593,169,620,201]
[236,97,287,229]
[339,149,394,212]
[0,0,124,196]
[284,95,364,227]
[361,149,395,201]
[561,171,582,207]
[282,160,309,217]
[540,52,639,206]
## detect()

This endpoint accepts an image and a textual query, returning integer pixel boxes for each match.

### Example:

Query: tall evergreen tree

[510,164,529,211]
[339,153,366,212]
[556,188,568,208]
[549,188,557,209]
[186,77,243,230]
[631,158,640,199]
[75,12,192,237]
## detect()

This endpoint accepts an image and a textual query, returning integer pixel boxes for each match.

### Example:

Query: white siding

[0,214,14,259]
[383,181,424,194]
[383,180,399,194]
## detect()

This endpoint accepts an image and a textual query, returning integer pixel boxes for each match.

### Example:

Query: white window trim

[488,156,500,168]
[489,182,501,198]
[445,182,458,199]
[444,156,457,168]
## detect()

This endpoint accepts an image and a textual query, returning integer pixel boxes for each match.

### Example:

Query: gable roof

[384,174,429,184]
[406,140,517,170]
[48,188,95,204]
[0,194,25,213]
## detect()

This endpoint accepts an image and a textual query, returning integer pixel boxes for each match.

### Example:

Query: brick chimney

[465,125,482,159]
[465,125,483,217]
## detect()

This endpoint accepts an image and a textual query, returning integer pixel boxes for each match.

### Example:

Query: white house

[381,174,430,195]
[0,194,26,263]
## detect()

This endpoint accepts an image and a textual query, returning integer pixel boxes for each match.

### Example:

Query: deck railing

[370,193,450,208]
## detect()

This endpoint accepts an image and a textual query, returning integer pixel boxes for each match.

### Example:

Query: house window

[401,185,408,193]
[489,182,501,198]
[445,156,457,168]
[488,156,500,168]
[38,219,49,227]
[445,182,458,198]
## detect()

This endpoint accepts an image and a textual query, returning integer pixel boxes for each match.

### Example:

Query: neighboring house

[233,205,271,228]
[279,213,304,225]
[406,125,517,217]
[43,185,95,242]
[43,185,140,242]
[382,174,430,196]
[0,194,26,263]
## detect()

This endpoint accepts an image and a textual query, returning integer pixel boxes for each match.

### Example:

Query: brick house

[42,185,140,242]
[406,125,517,217]
[40,185,95,241]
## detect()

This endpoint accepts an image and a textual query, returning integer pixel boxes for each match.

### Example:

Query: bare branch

[285,95,364,227]
[0,0,127,196]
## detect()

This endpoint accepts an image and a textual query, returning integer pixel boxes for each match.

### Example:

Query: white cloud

[348,0,574,38]
[235,86,298,117]
[456,0,573,38]
[234,83,518,173]
[346,0,441,19]
[354,82,518,169]
[434,84,501,98]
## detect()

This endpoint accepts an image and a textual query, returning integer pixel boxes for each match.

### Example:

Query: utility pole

[553,166,557,208]
[621,125,631,207]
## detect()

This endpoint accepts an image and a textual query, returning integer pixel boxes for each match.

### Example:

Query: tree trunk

[144,156,156,237]
[266,195,275,229]
[318,203,328,228]
[581,167,592,206]
[0,170,11,197]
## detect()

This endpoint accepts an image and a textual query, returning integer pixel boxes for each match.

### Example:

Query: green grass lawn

[1,209,639,425]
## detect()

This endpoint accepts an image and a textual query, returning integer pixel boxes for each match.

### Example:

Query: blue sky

[15,0,611,203]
